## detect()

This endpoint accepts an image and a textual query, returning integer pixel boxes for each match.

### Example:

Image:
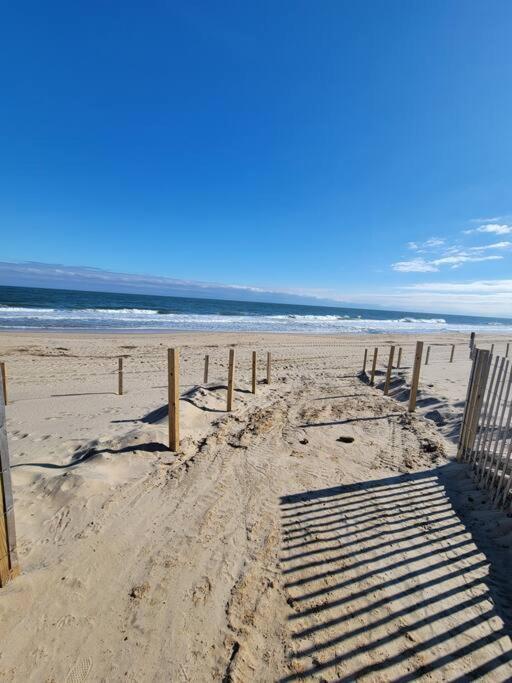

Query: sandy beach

[0,330,511,681]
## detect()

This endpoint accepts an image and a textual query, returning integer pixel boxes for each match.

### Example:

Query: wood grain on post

[370,347,378,386]
[397,347,402,369]
[463,350,491,464]
[450,344,455,363]
[266,352,271,385]
[118,357,123,395]
[384,346,395,396]
[0,372,19,587]
[408,341,424,412]
[0,363,6,406]
[457,349,481,462]
[168,348,180,451]
[362,348,368,374]
[469,332,476,359]
[425,346,431,365]
[227,349,235,411]
[203,354,209,384]
[251,351,257,394]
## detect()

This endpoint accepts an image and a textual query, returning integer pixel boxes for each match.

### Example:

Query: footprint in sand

[65,657,92,683]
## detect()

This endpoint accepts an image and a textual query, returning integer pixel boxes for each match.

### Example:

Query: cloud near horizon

[0,260,511,319]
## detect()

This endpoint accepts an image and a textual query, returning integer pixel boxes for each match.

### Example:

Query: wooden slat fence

[458,348,512,510]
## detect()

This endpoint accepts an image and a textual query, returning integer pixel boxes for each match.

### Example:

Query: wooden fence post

[469,332,476,359]
[408,341,424,412]
[203,354,209,383]
[251,351,257,394]
[266,352,272,385]
[118,358,123,395]
[506,342,510,358]
[227,349,235,411]
[425,346,431,365]
[458,350,491,463]
[396,347,402,369]
[384,346,395,396]
[450,344,455,363]
[465,351,492,465]
[168,348,180,451]
[0,363,6,406]
[457,348,482,462]
[491,343,495,355]
[362,348,368,374]
[0,375,19,587]
[370,347,378,386]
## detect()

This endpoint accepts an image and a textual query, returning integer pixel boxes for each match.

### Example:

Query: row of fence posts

[0,347,273,585]
[168,348,272,452]
[363,341,425,412]
[469,334,510,360]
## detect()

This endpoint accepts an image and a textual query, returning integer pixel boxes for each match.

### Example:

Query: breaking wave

[0,306,509,334]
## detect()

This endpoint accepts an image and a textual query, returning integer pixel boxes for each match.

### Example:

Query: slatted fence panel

[458,349,512,510]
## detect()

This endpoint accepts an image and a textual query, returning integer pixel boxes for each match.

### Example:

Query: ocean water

[0,285,511,335]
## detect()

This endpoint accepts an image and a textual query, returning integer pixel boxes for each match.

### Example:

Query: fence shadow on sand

[279,466,512,682]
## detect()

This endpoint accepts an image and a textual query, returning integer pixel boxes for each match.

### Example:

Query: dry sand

[0,330,511,682]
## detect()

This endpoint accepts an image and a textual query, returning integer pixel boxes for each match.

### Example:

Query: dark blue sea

[0,285,510,334]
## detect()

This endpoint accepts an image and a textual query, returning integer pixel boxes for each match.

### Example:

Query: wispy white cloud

[336,279,512,317]
[468,241,512,251]
[469,216,504,224]
[392,258,439,273]
[0,261,303,303]
[407,279,512,293]
[392,252,504,272]
[407,237,445,251]
[394,226,511,273]
[431,254,503,268]
[464,223,512,235]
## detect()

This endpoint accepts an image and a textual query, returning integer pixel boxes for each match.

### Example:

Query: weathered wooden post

[227,349,235,411]
[362,348,368,374]
[491,343,495,355]
[266,352,272,385]
[425,346,431,365]
[384,346,395,396]
[0,375,19,587]
[251,351,257,394]
[0,363,6,406]
[118,358,123,395]
[370,347,378,386]
[168,348,180,451]
[450,344,455,363]
[396,347,402,369]
[203,354,209,383]
[506,342,510,358]
[469,332,476,359]
[457,350,480,462]
[408,341,424,412]
[461,350,492,464]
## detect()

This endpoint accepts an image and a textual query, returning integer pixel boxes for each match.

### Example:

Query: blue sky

[1,1,512,317]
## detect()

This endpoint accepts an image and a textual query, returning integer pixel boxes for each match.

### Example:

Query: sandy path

[0,332,511,681]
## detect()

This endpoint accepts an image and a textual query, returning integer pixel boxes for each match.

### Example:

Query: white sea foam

[0,306,511,334]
